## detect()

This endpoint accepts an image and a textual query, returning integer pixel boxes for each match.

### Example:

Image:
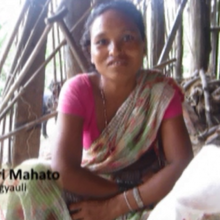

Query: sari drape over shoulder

[82,70,178,173]
[0,70,183,220]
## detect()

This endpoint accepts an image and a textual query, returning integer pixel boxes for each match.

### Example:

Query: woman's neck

[99,74,137,98]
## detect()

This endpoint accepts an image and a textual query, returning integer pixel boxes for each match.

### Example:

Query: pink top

[57,74,183,149]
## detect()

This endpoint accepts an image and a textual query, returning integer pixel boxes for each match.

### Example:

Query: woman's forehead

[90,9,139,37]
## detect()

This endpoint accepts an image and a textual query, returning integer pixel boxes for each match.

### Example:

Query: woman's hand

[69,199,117,220]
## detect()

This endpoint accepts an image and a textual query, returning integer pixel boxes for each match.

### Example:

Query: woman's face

[90,9,145,81]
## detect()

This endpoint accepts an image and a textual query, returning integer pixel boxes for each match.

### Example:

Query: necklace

[100,87,115,153]
[100,87,108,129]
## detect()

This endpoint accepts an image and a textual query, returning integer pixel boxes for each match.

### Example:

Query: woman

[52,1,193,219]
[1,1,193,220]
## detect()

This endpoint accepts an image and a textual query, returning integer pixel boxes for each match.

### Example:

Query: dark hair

[80,0,146,63]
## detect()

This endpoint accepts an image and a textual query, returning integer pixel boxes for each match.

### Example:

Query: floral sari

[0,70,180,220]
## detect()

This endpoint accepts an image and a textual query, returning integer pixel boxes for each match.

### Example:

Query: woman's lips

[107,59,127,66]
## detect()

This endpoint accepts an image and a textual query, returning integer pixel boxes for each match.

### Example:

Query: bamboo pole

[199,69,213,127]
[182,76,200,91]
[12,0,49,166]
[51,2,95,78]
[3,0,52,96]
[46,6,90,73]
[0,0,30,75]
[54,0,64,83]
[0,42,64,120]
[62,46,67,80]
[0,117,6,168]
[55,0,64,83]
[150,0,165,66]
[217,0,220,79]
[56,24,64,83]
[205,132,220,145]
[210,27,220,31]
[0,24,53,113]
[198,124,219,140]
[1,3,95,114]
[210,0,218,76]
[208,79,220,86]
[157,0,188,64]
[63,0,94,76]
[8,108,14,167]
[57,19,87,73]
[153,58,176,69]
[50,1,58,83]
[69,4,94,35]
[0,111,57,142]
[142,0,148,68]
[174,0,183,81]
[189,0,211,73]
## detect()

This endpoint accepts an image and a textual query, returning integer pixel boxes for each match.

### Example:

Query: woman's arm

[51,113,119,199]
[110,115,193,217]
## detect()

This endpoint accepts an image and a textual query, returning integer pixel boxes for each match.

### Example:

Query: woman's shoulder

[58,73,94,117]
[142,69,165,81]
[141,69,184,101]
[58,73,92,104]
[64,72,98,89]
[142,69,180,87]
[64,73,90,87]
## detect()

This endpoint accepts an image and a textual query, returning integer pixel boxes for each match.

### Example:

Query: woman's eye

[96,39,108,45]
[122,34,134,42]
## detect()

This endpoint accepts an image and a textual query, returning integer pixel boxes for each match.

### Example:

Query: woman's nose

[108,41,122,56]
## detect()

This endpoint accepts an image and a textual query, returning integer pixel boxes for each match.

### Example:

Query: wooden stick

[212,94,220,103]
[57,19,87,72]
[153,58,176,69]
[212,86,220,96]
[208,79,220,87]
[50,1,58,83]
[1,2,94,111]
[0,89,24,121]
[57,24,64,83]
[69,4,96,34]
[157,0,188,64]
[62,46,67,80]
[191,69,199,78]
[199,69,213,127]
[0,24,53,114]
[205,132,220,145]
[45,6,87,72]
[198,125,219,140]
[54,0,64,82]
[0,0,30,75]
[210,26,220,31]
[0,111,57,142]
[8,108,14,167]
[182,76,200,91]
[55,0,63,83]
[47,5,95,74]
[3,0,52,95]
[0,117,6,168]
[210,0,218,76]
[0,42,64,120]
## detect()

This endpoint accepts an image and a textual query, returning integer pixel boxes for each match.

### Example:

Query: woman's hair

[80,0,146,64]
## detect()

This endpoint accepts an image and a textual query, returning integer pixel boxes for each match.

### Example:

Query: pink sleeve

[57,75,86,117]
[163,87,183,119]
